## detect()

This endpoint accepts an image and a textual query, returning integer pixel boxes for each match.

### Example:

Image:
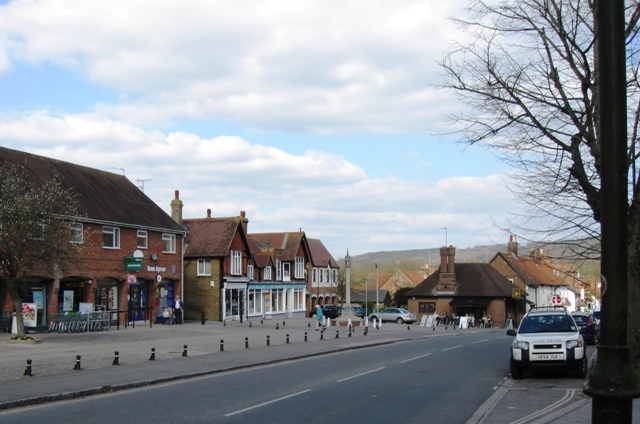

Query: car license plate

[535,354,561,360]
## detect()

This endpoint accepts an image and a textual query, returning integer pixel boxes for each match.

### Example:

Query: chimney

[170,190,183,225]
[437,246,457,293]
[239,211,249,233]
[207,209,211,218]
[508,234,518,257]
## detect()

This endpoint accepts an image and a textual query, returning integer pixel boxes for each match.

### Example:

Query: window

[264,266,272,280]
[70,222,83,244]
[282,262,291,281]
[276,259,282,281]
[418,302,436,313]
[197,259,211,276]
[247,265,254,280]
[162,233,176,253]
[103,226,120,249]
[231,250,242,275]
[295,257,304,279]
[312,269,318,284]
[333,269,338,284]
[137,230,148,249]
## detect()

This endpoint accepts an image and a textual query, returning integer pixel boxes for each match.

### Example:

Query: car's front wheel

[510,357,524,379]
[575,356,588,379]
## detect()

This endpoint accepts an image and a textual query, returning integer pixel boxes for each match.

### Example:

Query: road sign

[552,295,562,305]
[512,288,520,298]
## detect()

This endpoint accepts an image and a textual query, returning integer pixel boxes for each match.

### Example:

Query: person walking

[315,305,324,330]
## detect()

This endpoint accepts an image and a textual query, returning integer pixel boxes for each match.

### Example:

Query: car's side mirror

[507,329,517,336]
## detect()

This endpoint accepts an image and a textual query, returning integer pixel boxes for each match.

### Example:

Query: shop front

[18,277,50,332]
[156,278,175,323]
[223,281,248,321]
[129,278,152,321]
[247,283,307,320]
[96,277,121,325]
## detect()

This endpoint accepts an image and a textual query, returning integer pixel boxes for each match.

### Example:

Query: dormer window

[295,257,304,279]
[282,262,291,281]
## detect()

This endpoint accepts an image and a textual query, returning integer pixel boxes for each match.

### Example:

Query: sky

[0,0,522,258]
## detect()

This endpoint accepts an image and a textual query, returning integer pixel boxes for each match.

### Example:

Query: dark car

[571,312,600,344]
[321,305,342,319]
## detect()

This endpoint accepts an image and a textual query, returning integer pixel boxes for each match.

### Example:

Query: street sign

[512,288,520,298]
[551,295,562,305]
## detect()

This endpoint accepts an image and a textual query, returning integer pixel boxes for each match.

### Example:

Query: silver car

[369,308,417,324]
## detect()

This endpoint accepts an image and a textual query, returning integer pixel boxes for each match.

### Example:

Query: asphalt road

[0,332,512,424]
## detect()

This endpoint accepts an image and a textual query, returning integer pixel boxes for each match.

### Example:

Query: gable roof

[248,231,309,261]
[307,238,339,268]
[0,146,183,232]
[491,251,567,287]
[183,216,248,258]
[406,263,516,298]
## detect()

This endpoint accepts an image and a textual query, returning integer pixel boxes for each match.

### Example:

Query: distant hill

[339,241,600,285]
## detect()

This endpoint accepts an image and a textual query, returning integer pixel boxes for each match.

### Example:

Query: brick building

[0,147,186,329]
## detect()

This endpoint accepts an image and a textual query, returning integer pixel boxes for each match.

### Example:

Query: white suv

[507,306,587,379]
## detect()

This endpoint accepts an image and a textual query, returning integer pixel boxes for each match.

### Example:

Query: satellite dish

[133,250,144,258]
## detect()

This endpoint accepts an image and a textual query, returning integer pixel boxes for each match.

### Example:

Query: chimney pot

[240,211,246,218]
[175,190,179,199]
[207,209,211,218]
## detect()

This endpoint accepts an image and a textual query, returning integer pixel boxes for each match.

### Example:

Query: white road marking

[401,353,432,363]
[442,345,463,352]
[224,389,311,417]
[337,367,386,382]
[510,389,577,424]
[472,339,489,344]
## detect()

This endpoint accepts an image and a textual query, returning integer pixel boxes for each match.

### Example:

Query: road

[0,332,512,423]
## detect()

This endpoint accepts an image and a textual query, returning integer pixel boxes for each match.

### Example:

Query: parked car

[322,305,342,319]
[571,312,600,345]
[369,308,417,324]
[507,306,586,379]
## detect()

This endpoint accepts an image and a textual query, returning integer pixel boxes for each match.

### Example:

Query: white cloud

[0,0,467,133]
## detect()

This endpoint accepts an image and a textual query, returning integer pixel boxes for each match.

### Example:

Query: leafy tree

[0,164,83,338]
[393,287,413,308]
[439,0,640,360]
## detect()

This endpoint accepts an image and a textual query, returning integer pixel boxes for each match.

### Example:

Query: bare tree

[439,0,640,359]
[0,164,83,338]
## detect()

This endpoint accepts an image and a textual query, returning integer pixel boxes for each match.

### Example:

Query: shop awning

[449,297,492,307]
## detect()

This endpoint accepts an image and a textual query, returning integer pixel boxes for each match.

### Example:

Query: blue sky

[0,0,520,258]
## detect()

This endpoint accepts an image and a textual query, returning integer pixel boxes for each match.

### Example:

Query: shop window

[419,302,436,313]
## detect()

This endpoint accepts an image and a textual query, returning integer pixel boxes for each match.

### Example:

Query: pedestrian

[315,305,324,330]
[174,296,183,324]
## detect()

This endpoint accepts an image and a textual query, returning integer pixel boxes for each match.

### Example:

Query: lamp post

[343,250,352,318]
[376,264,379,313]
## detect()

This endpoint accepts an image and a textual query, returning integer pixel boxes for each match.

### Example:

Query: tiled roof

[307,238,339,268]
[249,231,307,260]
[0,146,183,232]
[493,252,566,287]
[406,263,516,298]
[183,217,243,258]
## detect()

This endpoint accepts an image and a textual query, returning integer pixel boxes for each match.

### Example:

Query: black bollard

[407,325,410,331]
[348,330,352,337]
[223,321,226,327]
[113,351,120,366]
[24,359,32,377]
[304,332,308,342]
[433,326,435,331]
[201,310,205,325]
[267,335,271,346]
[261,320,263,325]
[364,327,368,336]
[150,347,156,361]
[249,322,252,328]
[287,334,290,344]
[320,331,324,340]
[245,337,249,348]
[335,330,339,339]
[220,340,224,352]
[276,323,279,330]
[308,322,311,328]
[283,321,285,326]
[182,345,188,357]
[73,355,82,371]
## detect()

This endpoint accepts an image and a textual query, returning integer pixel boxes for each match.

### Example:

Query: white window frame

[137,230,148,249]
[247,265,254,281]
[70,222,83,244]
[197,259,211,276]
[276,259,282,281]
[295,257,304,279]
[264,266,272,281]
[103,226,120,249]
[231,250,242,275]
[162,233,176,253]
[282,262,291,281]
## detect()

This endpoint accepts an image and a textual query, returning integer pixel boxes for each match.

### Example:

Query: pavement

[0,318,638,423]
